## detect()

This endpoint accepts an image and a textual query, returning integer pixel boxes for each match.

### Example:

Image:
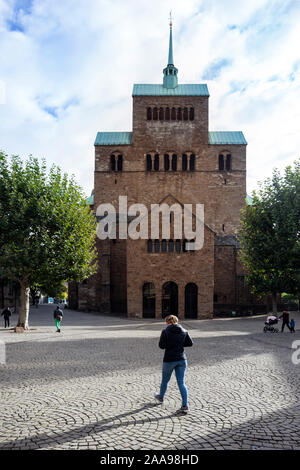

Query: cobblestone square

[0,306,299,450]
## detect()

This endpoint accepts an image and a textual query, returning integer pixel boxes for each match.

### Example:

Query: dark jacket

[53,308,63,319]
[159,324,193,362]
[1,308,11,318]
[280,312,289,322]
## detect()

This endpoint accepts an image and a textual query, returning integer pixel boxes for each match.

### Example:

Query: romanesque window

[154,239,160,253]
[172,154,177,171]
[110,155,116,171]
[190,154,195,171]
[164,154,170,171]
[146,154,152,171]
[182,154,187,171]
[226,154,232,171]
[161,239,167,253]
[117,155,123,171]
[146,106,195,121]
[168,239,174,252]
[147,239,153,253]
[175,239,181,253]
[183,239,187,252]
[154,154,159,171]
[218,154,224,171]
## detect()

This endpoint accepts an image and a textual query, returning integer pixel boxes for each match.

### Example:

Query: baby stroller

[263,315,279,333]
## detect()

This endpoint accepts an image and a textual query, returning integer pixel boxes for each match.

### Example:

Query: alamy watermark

[96,196,204,250]
[0,340,6,365]
[0,80,6,104]
[292,340,300,365]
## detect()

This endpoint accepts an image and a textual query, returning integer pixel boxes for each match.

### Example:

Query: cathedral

[69,21,263,319]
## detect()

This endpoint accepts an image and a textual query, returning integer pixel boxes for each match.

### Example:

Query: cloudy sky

[0,0,300,197]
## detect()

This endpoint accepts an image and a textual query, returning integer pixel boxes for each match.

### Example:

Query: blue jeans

[159,360,188,407]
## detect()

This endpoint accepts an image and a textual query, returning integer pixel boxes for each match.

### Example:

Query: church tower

[70,19,252,319]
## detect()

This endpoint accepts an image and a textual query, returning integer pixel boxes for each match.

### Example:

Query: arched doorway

[143,283,155,318]
[185,283,198,319]
[162,282,178,318]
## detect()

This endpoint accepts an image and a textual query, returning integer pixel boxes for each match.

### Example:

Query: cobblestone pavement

[0,305,300,450]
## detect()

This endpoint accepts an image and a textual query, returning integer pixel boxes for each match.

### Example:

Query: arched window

[110,155,116,171]
[190,154,195,171]
[159,107,164,121]
[146,107,152,120]
[189,107,194,121]
[171,107,176,120]
[154,154,159,171]
[153,107,158,120]
[164,154,170,171]
[154,239,160,253]
[182,154,187,171]
[161,239,167,253]
[226,154,232,171]
[143,282,155,318]
[146,154,152,171]
[147,239,153,253]
[168,239,174,252]
[117,155,123,172]
[165,107,170,120]
[219,154,224,171]
[183,107,188,121]
[175,239,181,253]
[172,154,177,171]
[177,107,182,120]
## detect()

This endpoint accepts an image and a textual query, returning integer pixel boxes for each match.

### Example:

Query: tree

[0,152,97,329]
[239,159,300,313]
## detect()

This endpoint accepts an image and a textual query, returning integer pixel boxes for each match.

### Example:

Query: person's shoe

[154,393,163,403]
[176,406,189,414]
[58,329,61,333]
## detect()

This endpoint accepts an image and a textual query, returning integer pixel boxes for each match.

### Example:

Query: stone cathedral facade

[69,23,262,319]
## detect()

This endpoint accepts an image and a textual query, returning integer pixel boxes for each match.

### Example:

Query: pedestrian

[53,305,63,333]
[279,310,292,332]
[154,315,193,414]
[290,318,295,333]
[1,307,12,328]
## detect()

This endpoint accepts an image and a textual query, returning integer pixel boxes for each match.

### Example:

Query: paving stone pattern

[0,306,300,450]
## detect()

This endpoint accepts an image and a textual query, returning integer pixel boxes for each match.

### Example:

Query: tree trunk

[18,280,30,329]
[272,292,278,315]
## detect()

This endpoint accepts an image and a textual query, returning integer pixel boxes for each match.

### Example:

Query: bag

[57,315,63,321]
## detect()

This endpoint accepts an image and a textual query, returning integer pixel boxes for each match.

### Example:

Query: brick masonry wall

[78,91,248,318]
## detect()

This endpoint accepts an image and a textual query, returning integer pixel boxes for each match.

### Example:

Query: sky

[0,0,300,197]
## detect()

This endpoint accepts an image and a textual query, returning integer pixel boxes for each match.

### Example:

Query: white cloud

[0,0,300,196]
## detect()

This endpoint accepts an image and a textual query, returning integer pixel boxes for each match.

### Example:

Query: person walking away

[1,307,12,328]
[53,305,63,332]
[154,315,193,414]
[290,318,295,333]
[279,310,292,332]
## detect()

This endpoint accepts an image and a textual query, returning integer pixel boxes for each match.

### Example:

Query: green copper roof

[209,131,247,145]
[94,132,132,146]
[163,23,178,89]
[133,84,209,96]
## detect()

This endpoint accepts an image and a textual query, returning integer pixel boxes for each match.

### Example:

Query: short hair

[165,315,178,324]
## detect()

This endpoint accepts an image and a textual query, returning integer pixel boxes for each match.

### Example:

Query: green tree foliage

[239,159,300,313]
[0,152,97,328]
